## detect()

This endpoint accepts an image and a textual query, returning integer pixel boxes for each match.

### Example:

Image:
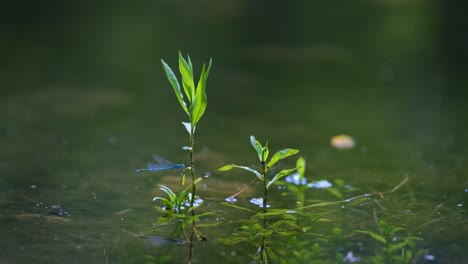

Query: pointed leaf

[267,167,298,189]
[159,185,177,202]
[205,58,212,79]
[153,197,174,209]
[267,148,299,168]
[187,55,193,71]
[262,142,269,163]
[218,164,262,179]
[191,62,209,125]
[296,157,305,179]
[355,230,387,244]
[178,52,195,102]
[181,122,192,135]
[161,59,189,115]
[250,135,263,162]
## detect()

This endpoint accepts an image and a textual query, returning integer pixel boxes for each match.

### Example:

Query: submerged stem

[261,161,268,263]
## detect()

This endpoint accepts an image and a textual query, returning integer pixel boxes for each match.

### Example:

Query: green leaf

[181,122,192,135]
[205,57,212,79]
[161,59,189,115]
[158,185,177,203]
[180,173,185,185]
[325,188,343,198]
[191,61,210,125]
[266,167,298,189]
[178,52,195,103]
[218,164,262,179]
[311,242,321,254]
[267,148,299,168]
[296,156,306,180]
[332,227,342,236]
[153,197,173,209]
[250,135,263,162]
[262,142,269,164]
[221,202,255,212]
[355,230,387,244]
[387,241,409,253]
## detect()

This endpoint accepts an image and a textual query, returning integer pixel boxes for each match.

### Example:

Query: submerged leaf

[355,230,387,244]
[267,148,299,168]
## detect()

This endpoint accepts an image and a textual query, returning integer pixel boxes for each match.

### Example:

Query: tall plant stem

[187,125,196,263]
[261,162,268,264]
[189,125,196,214]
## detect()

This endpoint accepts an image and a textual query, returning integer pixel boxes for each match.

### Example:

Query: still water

[1,1,467,263]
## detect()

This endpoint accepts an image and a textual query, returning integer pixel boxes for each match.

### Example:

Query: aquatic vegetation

[219,135,299,209]
[355,219,424,263]
[136,53,213,263]
[219,136,299,262]
[161,52,212,204]
[136,53,427,264]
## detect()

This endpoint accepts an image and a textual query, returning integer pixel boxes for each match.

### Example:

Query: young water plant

[219,135,299,209]
[219,135,299,263]
[161,52,212,208]
[355,219,423,263]
[135,53,213,263]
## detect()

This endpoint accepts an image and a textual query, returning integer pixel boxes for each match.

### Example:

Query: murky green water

[1,1,467,263]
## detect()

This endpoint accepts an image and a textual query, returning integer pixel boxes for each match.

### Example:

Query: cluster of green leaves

[355,220,423,263]
[161,52,212,133]
[219,135,299,190]
[153,177,205,214]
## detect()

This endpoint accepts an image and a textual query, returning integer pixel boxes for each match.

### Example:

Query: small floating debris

[225,197,237,202]
[285,173,332,189]
[424,254,436,261]
[249,197,270,208]
[185,197,203,207]
[307,180,332,189]
[47,204,71,217]
[331,134,355,150]
[343,251,360,263]
[15,213,70,223]
[285,173,307,185]
[142,236,186,248]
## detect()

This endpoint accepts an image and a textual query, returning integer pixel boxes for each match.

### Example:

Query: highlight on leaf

[161,59,189,116]
[250,135,264,162]
[267,148,300,168]
[178,52,195,103]
[266,167,299,189]
[218,164,262,179]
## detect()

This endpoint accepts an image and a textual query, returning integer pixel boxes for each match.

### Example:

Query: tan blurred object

[331,134,355,150]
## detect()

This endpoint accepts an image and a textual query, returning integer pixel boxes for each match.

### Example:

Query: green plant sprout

[219,135,299,263]
[161,52,212,209]
[219,135,299,209]
[153,177,206,215]
[142,52,213,264]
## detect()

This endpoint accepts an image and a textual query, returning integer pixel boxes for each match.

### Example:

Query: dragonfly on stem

[136,154,185,173]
